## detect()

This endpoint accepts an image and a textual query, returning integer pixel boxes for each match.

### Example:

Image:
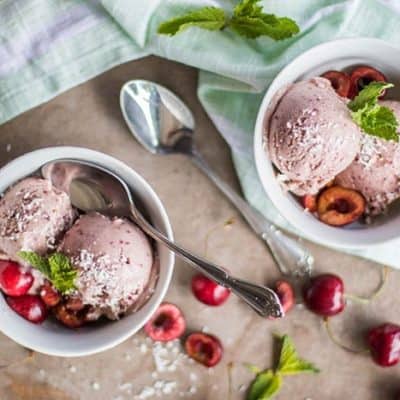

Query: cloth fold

[1,0,400,267]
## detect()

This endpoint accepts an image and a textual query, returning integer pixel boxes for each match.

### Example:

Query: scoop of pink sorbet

[0,177,75,261]
[335,100,400,215]
[59,212,154,320]
[265,77,361,195]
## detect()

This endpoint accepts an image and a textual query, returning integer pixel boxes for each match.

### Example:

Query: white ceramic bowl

[254,38,400,249]
[0,147,174,356]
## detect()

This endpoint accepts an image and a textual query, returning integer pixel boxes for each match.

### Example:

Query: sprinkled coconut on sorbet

[59,212,154,320]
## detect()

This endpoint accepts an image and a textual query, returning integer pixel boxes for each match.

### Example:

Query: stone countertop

[0,56,399,400]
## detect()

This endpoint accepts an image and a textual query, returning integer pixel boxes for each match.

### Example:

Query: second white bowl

[254,38,400,249]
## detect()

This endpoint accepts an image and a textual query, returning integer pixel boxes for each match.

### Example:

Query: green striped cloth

[1,0,400,267]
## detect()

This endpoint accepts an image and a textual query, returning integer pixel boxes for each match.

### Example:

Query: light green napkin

[1,0,400,267]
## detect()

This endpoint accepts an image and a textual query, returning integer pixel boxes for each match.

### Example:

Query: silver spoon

[120,80,313,277]
[42,159,283,318]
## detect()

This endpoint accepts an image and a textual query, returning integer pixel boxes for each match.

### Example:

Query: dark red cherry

[191,274,230,306]
[303,274,345,317]
[368,323,400,367]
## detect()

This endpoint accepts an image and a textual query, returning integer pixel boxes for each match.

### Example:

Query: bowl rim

[254,37,400,249]
[0,146,175,357]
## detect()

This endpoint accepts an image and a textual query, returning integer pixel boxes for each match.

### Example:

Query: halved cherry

[349,66,387,99]
[185,332,223,367]
[40,281,61,307]
[317,186,365,226]
[144,302,186,342]
[6,295,47,324]
[0,260,33,296]
[321,71,351,98]
[301,194,317,212]
[191,274,230,306]
[53,304,85,329]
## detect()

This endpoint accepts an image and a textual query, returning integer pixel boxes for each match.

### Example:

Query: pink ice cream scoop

[59,212,155,320]
[265,77,361,195]
[0,177,75,261]
[335,100,400,216]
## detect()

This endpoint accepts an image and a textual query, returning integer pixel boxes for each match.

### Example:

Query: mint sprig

[158,0,299,40]
[18,251,77,294]
[348,81,399,142]
[158,7,226,36]
[246,334,319,400]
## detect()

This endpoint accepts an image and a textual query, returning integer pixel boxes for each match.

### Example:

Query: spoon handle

[130,205,283,318]
[190,151,313,277]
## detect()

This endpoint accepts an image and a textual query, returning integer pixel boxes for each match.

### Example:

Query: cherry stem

[324,318,369,355]
[344,265,389,304]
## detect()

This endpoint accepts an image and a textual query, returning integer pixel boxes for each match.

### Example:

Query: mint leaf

[158,7,227,36]
[231,0,299,40]
[230,15,299,40]
[348,82,399,142]
[158,1,299,40]
[277,335,320,375]
[17,250,77,294]
[247,369,282,400]
[234,0,263,17]
[48,253,77,294]
[348,82,393,111]
[17,251,50,276]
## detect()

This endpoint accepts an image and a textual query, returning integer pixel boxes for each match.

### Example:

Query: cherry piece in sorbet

[368,323,400,367]
[6,295,47,324]
[303,274,345,317]
[191,274,231,306]
[301,194,318,213]
[40,281,61,307]
[317,186,365,226]
[185,332,223,367]
[321,70,351,98]
[53,304,85,328]
[144,302,186,342]
[0,260,33,296]
[349,66,387,99]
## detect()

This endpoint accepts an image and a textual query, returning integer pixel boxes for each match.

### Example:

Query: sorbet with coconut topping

[59,212,155,320]
[265,77,361,195]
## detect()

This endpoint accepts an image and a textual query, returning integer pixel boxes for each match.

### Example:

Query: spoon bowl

[120,80,195,155]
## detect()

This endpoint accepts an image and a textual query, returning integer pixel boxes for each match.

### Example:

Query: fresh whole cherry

[191,274,231,306]
[144,302,186,342]
[269,280,295,320]
[317,186,365,226]
[0,260,33,296]
[185,332,223,367]
[303,274,345,317]
[6,295,47,324]
[349,66,387,99]
[275,280,295,314]
[368,323,400,367]
[321,70,351,98]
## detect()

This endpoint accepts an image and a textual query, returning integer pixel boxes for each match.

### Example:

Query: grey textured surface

[0,56,398,400]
